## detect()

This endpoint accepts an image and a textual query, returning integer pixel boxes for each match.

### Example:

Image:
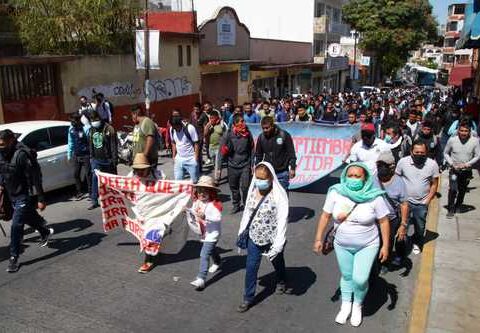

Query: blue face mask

[384,134,392,143]
[255,179,271,191]
[345,177,364,191]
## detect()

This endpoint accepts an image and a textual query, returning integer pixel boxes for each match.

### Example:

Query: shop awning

[457,1,480,49]
[448,66,474,86]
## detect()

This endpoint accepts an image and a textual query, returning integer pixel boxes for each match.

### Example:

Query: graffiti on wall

[77,77,193,102]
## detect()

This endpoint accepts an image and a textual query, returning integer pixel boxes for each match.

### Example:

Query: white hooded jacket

[237,161,289,256]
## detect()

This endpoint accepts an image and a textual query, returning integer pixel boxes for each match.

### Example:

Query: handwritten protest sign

[248,122,359,189]
[97,171,193,255]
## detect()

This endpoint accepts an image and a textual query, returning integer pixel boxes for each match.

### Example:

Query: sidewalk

[425,169,480,332]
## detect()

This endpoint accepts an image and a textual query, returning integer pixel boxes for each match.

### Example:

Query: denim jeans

[74,155,91,194]
[174,157,199,183]
[91,159,115,203]
[197,241,221,280]
[10,197,49,258]
[244,237,286,303]
[408,202,428,248]
[276,171,290,191]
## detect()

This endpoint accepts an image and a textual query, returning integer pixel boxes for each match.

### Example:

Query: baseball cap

[361,123,375,133]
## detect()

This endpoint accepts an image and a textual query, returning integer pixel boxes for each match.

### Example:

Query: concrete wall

[60,36,201,126]
[199,7,250,62]
[250,38,312,64]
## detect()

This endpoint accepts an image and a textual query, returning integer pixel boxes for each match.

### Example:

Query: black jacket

[255,127,297,173]
[223,130,254,169]
[89,123,117,163]
[0,142,45,202]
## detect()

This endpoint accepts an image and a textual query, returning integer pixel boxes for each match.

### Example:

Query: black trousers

[74,155,91,194]
[228,165,251,209]
[448,168,472,209]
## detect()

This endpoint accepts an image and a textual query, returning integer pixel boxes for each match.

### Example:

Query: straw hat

[194,175,220,191]
[132,153,151,169]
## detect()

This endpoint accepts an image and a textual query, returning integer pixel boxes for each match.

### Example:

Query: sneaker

[236,301,251,313]
[39,228,54,247]
[190,278,205,290]
[446,209,455,218]
[208,263,220,274]
[87,203,100,210]
[412,244,421,255]
[350,303,363,327]
[276,282,287,294]
[138,262,154,274]
[204,158,212,165]
[6,256,19,273]
[335,301,352,325]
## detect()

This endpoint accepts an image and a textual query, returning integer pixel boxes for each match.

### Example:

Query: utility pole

[144,0,150,113]
[352,30,358,83]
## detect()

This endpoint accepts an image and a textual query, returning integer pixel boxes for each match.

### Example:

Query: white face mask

[91,121,102,128]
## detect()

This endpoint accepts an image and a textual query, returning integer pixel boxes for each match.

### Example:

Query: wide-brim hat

[132,153,151,169]
[194,175,220,191]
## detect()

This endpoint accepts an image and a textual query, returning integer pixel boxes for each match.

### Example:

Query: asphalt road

[0,160,419,333]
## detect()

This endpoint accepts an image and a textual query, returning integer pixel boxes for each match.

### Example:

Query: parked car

[0,120,76,192]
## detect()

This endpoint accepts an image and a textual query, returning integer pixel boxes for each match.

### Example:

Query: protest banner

[96,171,193,255]
[248,122,359,189]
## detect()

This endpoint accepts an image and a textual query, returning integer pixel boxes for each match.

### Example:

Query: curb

[407,181,441,333]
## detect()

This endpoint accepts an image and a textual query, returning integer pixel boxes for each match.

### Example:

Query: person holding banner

[313,162,390,327]
[189,176,223,290]
[128,153,166,273]
[237,162,289,313]
[254,117,296,191]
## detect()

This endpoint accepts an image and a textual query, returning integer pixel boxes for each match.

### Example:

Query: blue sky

[430,0,470,25]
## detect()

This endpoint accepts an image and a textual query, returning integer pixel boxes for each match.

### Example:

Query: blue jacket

[67,124,90,159]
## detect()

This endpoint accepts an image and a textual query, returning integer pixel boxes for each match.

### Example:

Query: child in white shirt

[190,176,223,290]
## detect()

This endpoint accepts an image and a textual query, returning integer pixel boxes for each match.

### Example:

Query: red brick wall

[113,93,200,129]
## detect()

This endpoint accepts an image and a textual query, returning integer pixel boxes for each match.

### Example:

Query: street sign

[327,43,342,57]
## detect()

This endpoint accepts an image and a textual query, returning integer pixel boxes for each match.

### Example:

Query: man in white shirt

[347,123,390,175]
[170,112,200,183]
[395,140,440,254]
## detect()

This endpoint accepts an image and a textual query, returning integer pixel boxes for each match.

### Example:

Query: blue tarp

[458,2,480,48]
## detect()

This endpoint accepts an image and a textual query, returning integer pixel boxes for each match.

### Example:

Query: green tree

[10,0,139,55]
[343,0,438,79]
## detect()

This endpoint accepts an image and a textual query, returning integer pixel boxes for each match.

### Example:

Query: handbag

[322,203,357,255]
[236,192,269,249]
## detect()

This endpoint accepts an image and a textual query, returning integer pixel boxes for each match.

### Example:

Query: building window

[186,45,191,66]
[444,37,458,47]
[332,8,341,23]
[315,1,325,17]
[178,45,183,67]
[447,21,458,32]
[443,54,455,63]
[454,5,465,15]
[314,39,325,56]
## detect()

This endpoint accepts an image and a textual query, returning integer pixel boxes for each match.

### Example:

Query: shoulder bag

[236,192,269,249]
[322,203,358,255]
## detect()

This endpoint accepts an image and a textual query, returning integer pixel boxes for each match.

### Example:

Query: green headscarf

[329,162,385,203]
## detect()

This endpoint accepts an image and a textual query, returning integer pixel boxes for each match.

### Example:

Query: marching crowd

[0,85,479,327]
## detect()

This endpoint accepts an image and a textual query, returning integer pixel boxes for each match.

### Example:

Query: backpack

[12,144,42,196]
[103,100,114,121]
[0,185,13,221]
[170,123,197,146]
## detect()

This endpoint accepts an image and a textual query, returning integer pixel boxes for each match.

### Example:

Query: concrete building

[198,7,315,106]
[442,2,474,86]
[194,0,350,94]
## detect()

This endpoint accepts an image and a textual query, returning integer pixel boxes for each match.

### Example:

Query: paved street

[0,161,419,332]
